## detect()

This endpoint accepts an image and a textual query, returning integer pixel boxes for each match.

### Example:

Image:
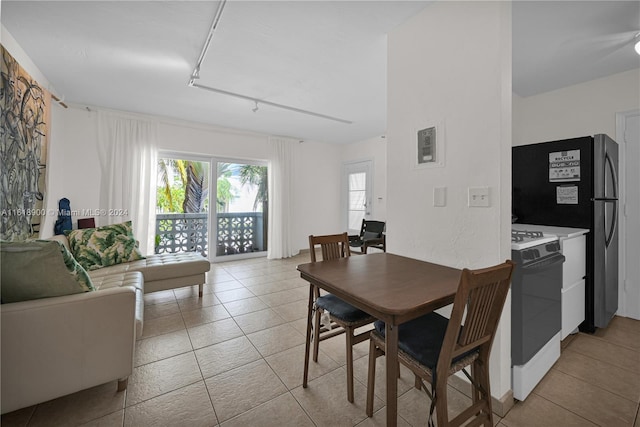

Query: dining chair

[303,232,376,403]
[365,260,515,426]
[348,219,386,254]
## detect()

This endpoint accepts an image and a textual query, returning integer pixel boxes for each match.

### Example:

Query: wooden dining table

[297,252,462,427]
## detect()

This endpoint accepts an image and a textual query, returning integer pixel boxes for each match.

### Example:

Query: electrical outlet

[468,187,490,207]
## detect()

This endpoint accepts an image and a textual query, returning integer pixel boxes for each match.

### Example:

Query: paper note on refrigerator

[549,150,581,182]
[557,185,579,204]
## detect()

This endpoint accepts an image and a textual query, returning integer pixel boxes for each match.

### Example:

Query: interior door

[617,110,640,319]
[344,161,373,234]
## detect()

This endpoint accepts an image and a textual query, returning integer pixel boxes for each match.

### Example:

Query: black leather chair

[348,219,386,254]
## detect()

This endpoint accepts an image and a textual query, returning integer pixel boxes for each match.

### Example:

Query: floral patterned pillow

[66,221,145,271]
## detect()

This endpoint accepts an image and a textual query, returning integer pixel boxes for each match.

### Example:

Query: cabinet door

[561,235,586,289]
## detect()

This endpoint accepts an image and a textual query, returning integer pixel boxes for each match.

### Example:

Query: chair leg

[303,284,314,388]
[313,307,322,363]
[346,327,355,403]
[366,338,378,417]
[198,283,203,298]
[473,359,494,426]
[414,374,421,390]
[434,378,449,427]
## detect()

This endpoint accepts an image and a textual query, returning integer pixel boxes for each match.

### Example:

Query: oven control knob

[546,242,560,252]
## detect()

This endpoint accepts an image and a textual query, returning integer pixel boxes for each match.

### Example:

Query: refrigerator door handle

[605,200,618,248]
[605,152,618,199]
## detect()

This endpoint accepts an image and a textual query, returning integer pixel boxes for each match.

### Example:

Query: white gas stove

[511,229,558,250]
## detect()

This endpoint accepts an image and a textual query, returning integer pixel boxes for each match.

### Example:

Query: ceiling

[2,1,639,144]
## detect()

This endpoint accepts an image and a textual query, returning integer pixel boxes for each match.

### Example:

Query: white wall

[387,1,512,401]
[39,106,342,252]
[341,135,388,224]
[513,68,640,146]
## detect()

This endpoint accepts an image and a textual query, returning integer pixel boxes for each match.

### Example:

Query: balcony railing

[155,212,264,257]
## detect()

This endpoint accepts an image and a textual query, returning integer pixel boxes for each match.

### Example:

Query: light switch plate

[433,187,446,207]
[468,187,490,207]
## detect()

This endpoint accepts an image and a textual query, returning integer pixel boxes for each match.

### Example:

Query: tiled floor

[2,253,640,426]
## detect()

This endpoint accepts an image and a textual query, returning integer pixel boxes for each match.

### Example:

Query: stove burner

[511,230,545,243]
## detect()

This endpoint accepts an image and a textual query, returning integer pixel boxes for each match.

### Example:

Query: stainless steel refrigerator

[512,134,619,332]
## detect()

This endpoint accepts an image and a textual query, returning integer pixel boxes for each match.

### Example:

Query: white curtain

[97,112,158,255]
[267,136,298,259]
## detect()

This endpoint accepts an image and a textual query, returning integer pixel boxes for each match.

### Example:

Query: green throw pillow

[65,221,145,271]
[0,240,95,303]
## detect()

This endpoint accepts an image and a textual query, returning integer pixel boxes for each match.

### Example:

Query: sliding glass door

[155,154,268,261]
[155,156,210,256]
[214,160,268,259]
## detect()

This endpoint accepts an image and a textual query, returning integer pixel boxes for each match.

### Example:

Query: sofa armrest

[1,286,136,414]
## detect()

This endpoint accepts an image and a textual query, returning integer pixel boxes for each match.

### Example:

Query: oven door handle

[520,254,566,273]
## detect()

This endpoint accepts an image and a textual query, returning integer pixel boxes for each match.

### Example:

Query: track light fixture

[187,0,352,124]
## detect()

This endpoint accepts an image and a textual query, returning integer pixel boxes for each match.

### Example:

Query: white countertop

[512,224,589,239]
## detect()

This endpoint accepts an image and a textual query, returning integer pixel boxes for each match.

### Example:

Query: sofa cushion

[0,240,95,303]
[66,221,145,271]
[88,252,210,282]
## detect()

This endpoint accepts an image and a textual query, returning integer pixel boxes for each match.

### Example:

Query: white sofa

[1,236,210,414]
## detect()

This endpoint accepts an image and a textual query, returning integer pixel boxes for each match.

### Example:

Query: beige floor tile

[271,299,309,322]
[195,336,262,379]
[265,343,340,390]
[246,323,305,357]
[501,393,597,427]
[226,269,268,280]
[187,317,244,350]
[354,407,412,427]
[316,332,371,366]
[566,333,640,374]
[205,359,288,422]
[0,405,35,427]
[393,383,476,426]
[78,410,124,427]
[219,393,314,427]
[533,368,637,426]
[288,317,310,336]
[606,315,640,335]
[233,308,286,334]
[140,312,185,339]
[27,381,125,427]
[135,329,193,367]
[181,304,231,328]
[126,352,202,407]
[214,287,256,303]
[259,288,308,308]
[143,290,176,306]
[175,293,221,312]
[291,368,383,426]
[593,317,640,351]
[352,353,416,401]
[238,276,280,289]
[173,284,215,300]
[206,270,235,284]
[222,296,268,316]
[553,348,640,398]
[143,300,180,320]
[208,279,245,292]
[124,381,216,427]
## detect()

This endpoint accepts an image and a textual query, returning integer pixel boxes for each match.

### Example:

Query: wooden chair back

[309,233,351,262]
[437,260,515,376]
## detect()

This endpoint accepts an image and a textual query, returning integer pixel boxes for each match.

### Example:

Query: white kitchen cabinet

[560,234,587,339]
